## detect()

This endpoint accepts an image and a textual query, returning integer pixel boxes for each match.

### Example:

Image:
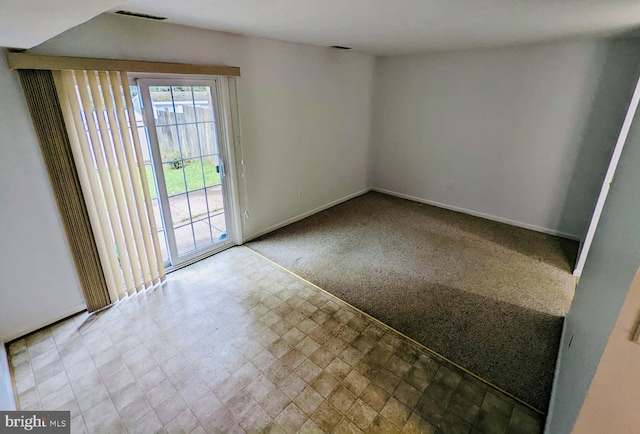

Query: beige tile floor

[8,247,544,433]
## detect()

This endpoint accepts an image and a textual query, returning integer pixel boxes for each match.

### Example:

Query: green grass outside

[145,160,221,198]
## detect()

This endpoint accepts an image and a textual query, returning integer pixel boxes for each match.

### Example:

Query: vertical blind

[55,69,165,302]
[12,53,240,312]
[18,69,111,312]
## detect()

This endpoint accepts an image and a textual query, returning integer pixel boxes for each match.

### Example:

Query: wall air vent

[115,10,167,21]
[330,46,352,50]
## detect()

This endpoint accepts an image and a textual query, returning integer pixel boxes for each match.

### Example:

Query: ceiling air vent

[115,10,167,21]
[330,46,352,50]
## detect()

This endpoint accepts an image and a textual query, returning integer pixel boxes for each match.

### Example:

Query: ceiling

[0,0,123,49]
[3,0,640,54]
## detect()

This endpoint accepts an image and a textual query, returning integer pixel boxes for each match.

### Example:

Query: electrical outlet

[446,181,454,190]
[298,191,303,199]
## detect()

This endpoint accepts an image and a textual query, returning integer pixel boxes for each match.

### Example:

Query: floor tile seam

[70,324,132,432]
[37,329,89,430]
[60,309,172,432]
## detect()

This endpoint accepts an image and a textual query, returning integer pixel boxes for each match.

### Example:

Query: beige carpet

[248,192,577,411]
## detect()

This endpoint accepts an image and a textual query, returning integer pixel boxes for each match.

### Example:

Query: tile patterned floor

[8,247,544,433]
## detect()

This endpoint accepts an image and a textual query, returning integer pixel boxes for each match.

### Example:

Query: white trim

[223,77,245,246]
[372,187,581,241]
[245,186,582,242]
[545,319,569,433]
[573,240,585,276]
[137,77,241,268]
[2,303,87,343]
[244,188,371,242]
[573,74,640,278]
[164,240,235,273]
[137,79,179,266]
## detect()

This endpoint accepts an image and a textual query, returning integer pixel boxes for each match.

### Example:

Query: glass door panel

[138,80,232,267]
[129,85,170,265]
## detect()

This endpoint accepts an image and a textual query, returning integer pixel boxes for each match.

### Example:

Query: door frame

[574,74,640,276]
[133,74,243,270]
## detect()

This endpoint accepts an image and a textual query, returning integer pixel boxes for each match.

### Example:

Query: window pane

[157,125,182,160]
[206,186,224,216]
[203,157,221,187]
[149,86,176,125]
[193,219,213,250]
[171,86,197,124]
[174,225,195,256]
[192,86,214,121]
[184,159,205,192]
[163,163,187,196]
[176,123,202,160]
[197,122,218,155]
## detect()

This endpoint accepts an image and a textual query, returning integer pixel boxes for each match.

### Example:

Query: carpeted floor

[248,192,578,412]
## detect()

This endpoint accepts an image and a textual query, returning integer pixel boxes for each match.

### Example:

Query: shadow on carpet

[248,192,577,411]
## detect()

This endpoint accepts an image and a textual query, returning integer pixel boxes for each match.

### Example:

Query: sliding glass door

[135,78,235,268]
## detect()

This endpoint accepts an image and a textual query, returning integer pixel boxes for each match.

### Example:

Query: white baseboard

[244,188,371,242]
[372,188,581,241]
[2,303,87,342]
[244,187,581,243]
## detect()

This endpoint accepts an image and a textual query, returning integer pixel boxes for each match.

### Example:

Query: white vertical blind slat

[121,72,166,282]
[60,69,166,300]
[85,71,139,294]
[56,71,123,303]
[109,72,158,287]
[97,71,148,291]
[75,71,133,299]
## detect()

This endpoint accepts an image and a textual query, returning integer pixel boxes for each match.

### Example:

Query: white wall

[31,13,375,240]
[0,14,374,338]
[545,41,640,433]
[371,39,631,239]
[0,344,15,410]
[0,52,86,342]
